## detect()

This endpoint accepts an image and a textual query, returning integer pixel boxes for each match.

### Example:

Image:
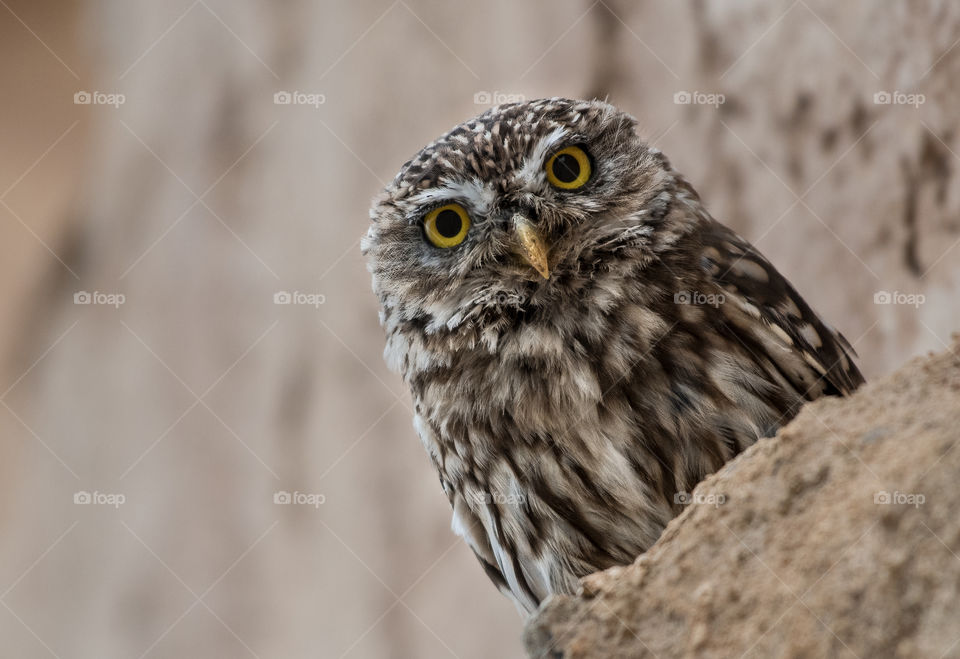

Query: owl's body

[363,99,863,614]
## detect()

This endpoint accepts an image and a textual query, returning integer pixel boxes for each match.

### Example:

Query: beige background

[0,1,957,658]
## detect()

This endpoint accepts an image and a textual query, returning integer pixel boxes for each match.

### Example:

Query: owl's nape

[362,98,863,615]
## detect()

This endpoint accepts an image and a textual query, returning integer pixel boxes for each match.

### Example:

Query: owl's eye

[423,203,471,248]
[545,145,592,190]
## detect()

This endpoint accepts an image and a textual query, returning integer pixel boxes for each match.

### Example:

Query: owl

[362,98,863,615]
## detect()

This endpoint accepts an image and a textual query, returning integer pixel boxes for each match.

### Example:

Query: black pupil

[435,209,462,238]
[552,153,581,183]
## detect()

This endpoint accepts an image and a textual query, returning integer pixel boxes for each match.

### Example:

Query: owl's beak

[512,214,550,280]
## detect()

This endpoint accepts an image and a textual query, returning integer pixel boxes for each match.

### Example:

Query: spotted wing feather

[696,219,865,399]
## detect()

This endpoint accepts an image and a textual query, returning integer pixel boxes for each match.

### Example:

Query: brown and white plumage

[362,98,863,614]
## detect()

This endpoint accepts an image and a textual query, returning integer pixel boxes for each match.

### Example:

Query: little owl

[362,98,863,615]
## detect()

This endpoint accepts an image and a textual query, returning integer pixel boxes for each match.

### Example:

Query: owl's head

[363,98,681,348]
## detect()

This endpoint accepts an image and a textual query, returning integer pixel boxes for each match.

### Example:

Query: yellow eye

[423,203,471,248]
[545,145,592,189]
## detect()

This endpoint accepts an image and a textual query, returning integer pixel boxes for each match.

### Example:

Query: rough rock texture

[526,336,960,659]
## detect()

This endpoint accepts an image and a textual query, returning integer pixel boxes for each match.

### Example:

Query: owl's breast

[407,321,683,614]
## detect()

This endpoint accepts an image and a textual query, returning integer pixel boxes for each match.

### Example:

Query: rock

[525,335,960,658]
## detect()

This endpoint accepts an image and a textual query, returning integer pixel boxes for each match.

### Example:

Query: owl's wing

[450,492,541,615]
[694,218,865,399]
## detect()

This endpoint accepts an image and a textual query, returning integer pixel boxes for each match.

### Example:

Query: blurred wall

[0,0,88,522]
[1,1,957,658]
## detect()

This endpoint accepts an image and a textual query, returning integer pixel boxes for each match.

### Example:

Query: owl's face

[364,98,673,340]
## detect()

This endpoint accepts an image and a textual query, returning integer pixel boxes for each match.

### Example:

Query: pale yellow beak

[512,214,550,280]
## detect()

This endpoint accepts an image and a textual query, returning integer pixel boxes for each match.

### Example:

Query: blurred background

[0,1,957,657]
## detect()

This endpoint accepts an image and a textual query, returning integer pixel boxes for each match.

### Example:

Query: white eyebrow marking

[409,177,496,215]
[514,127,568,188]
